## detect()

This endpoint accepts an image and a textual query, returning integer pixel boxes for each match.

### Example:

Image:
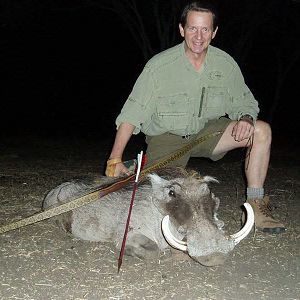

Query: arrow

[117,151,145,273]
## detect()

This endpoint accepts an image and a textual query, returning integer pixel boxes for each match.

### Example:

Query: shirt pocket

[155,93,189,131]
[203,87,229,119]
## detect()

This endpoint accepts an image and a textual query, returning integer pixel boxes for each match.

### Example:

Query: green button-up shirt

[116,42,259,136]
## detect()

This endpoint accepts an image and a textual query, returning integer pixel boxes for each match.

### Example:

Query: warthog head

[148,168,254,267]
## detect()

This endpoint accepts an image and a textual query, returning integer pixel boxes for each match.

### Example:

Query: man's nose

[195,30,202,39]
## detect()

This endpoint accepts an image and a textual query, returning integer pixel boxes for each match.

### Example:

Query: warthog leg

[125,234,160,259]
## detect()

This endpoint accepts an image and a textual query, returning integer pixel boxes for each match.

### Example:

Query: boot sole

[261,227,286,234]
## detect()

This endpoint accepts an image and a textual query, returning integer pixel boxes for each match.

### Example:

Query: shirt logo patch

[208,71,223,80]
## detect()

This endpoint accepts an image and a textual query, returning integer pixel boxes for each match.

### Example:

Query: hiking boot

[243,196,286,234]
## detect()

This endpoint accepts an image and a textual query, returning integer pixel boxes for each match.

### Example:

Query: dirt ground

[0,134,299,300]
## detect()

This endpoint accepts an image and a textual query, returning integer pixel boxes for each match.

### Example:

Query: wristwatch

[240,114,253,121]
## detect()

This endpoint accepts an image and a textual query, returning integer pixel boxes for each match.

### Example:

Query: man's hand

[231,119,255,142]
[113,162,131,177]
[105,158,131,177]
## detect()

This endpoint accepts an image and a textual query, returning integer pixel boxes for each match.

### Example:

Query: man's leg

[145,133,192,168]
[213,120,285,233]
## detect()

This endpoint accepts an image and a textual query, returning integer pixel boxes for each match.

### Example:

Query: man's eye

[188,27,197,32]
[202,28,211,33]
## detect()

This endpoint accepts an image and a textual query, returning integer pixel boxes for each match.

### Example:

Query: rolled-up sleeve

[227,65,259,121]
[116,66,155,134]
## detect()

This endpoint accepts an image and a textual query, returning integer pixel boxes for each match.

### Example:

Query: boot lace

[258,201,273,217]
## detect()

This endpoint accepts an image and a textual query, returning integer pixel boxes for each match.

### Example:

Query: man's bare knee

[254,121,272,144]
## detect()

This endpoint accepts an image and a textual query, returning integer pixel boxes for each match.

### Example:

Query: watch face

[242,115,253,120]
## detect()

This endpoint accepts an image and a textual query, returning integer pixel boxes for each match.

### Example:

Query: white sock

[247,187,264,200]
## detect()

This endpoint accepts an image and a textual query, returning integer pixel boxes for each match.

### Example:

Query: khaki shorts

[145,118,232,168]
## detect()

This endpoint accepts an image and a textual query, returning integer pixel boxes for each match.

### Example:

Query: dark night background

[2,0,300,142]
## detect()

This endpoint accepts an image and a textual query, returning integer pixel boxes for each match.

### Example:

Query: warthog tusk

[230,203,254,245]
[161,215,187,251]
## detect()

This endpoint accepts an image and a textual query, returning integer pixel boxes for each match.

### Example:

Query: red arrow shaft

[117,181,138,272]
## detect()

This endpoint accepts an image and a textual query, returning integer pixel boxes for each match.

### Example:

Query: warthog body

[43,168,253,266]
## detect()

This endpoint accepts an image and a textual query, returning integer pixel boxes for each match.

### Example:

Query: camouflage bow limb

[0,131,223,234]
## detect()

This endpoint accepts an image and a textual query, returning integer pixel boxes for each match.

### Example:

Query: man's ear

[212,26,218,39]
[179,23,185,38]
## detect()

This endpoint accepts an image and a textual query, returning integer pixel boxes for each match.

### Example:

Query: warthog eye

[169,190,176,197]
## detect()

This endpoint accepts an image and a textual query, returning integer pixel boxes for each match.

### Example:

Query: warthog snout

[162,203,254,266]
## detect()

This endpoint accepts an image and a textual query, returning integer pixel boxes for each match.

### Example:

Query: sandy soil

[0,135,299,300]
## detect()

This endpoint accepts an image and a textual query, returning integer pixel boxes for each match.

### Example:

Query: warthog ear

[148,173,168,184]
[200,176,219,184]
[148,173,169,196]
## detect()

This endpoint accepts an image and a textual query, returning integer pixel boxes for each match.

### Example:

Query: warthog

[42,168,254,267]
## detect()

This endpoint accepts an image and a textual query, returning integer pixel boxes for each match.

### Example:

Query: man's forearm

[109,122,136,160]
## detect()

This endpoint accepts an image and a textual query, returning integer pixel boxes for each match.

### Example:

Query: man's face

[179,11,218,56]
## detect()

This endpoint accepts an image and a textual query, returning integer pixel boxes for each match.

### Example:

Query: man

[105,1,285,233]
